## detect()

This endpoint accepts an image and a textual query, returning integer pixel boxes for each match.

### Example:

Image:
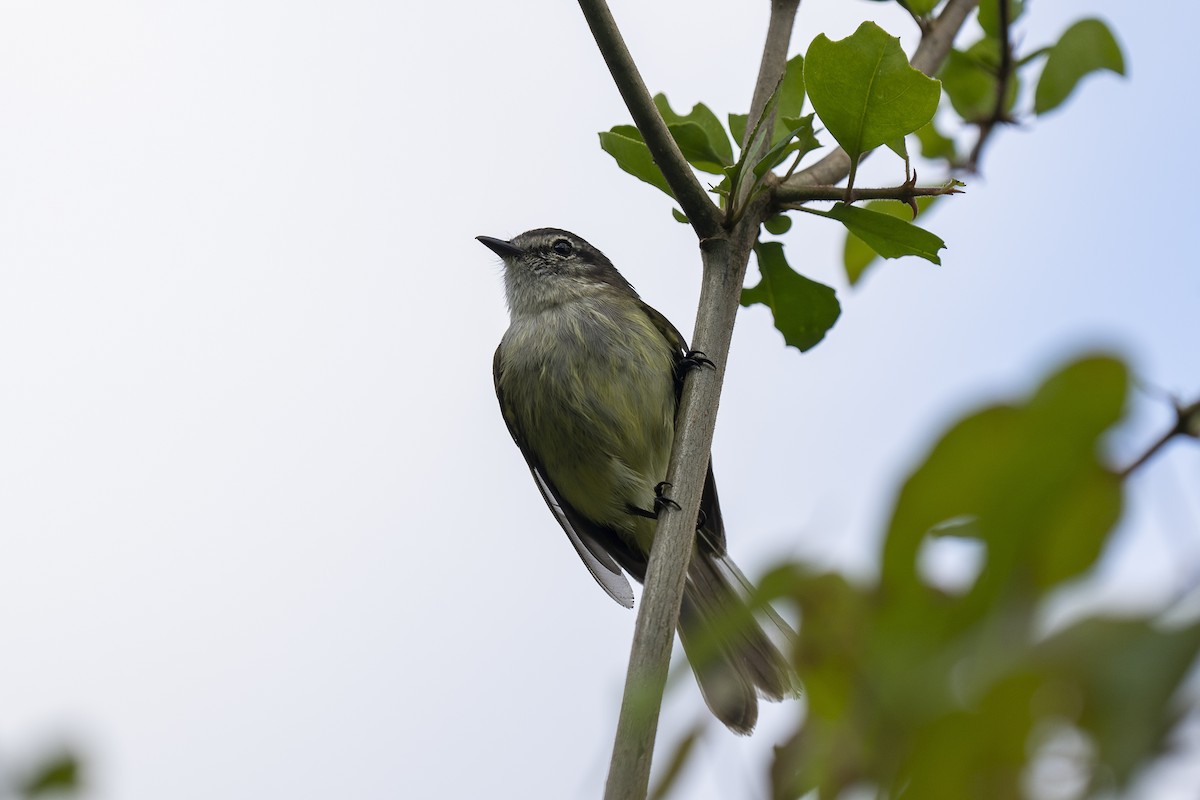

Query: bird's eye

[551,238,573,256]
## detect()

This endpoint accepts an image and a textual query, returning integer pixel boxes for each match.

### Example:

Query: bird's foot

[654,481,682,515]
[680,350,716,373]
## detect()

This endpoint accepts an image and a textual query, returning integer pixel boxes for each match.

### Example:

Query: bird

[480,227,793,734]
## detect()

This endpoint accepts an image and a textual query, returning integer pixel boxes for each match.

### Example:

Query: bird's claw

[654,481,682,515]
[681,350,715,373]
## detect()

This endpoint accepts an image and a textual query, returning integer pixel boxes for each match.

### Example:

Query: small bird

[480,227,793,734]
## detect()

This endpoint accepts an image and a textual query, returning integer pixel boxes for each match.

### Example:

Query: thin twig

[1119,399,1200,479]
[776,180,963,206]
[966,0,1014,171]
[576,0,723,239]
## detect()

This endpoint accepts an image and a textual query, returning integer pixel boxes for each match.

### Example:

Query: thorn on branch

[903,169,920,218]
[773,178,964,211]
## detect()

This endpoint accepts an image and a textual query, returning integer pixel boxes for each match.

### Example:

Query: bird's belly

[503,307,676,538]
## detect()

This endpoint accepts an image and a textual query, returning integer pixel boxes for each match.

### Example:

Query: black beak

[476,235,524,258]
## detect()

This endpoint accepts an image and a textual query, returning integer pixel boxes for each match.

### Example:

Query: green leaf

[764,215,792,235]
[778,115,823,170]
[727,55,806,155]
[777,53,806,128]
[654,94,734,167]
[671,208,689,224]
[914,120,957,161]
[805,22,941,182]
[842,197,938,284]
[753,114,819,178]
[727,113,747,147]
[940,39,1019,122]
[741,242,840,352]
[978,0,1025,39]
[811,202,945,265]
[667,121,730,174]
[906,0,942,15]
[1035,18,1126,115]
[598,126,673,197]
[725,87,788,209]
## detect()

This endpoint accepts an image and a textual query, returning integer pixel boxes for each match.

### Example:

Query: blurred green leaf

[903,672,1040,800]
[741,242,840,352]
[1035,18,1125,115]
[1035,617,1200,786]
[940,39,1019,122]
[978,0,1025,38]
[671,208,688,224]
[648,724,705,800]
[842,197,938,284]
[598,126,673,196]
[771,570,872,799]
[764,355,1197,800]
[805,22,940,176]
[20,751,81,798]
[881,355,1128,601]
[885,135,909,163]
[812,202,945,266]
[914,120,957,161]
[906,0,943,15]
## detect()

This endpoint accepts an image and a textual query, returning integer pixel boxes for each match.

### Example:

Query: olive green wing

[638,300,688,359]
[638,301,728,555]
[493,345,636,608]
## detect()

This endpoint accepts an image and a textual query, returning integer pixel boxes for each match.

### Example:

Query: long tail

[677,550,796,735]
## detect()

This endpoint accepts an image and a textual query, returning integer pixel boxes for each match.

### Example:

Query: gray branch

[600,2,801,799]
[577,0,723,239]
[776,179,963,206]
[603,208,767,800]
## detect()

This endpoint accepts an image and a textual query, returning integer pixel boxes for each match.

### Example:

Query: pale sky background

[1,1,1197,798]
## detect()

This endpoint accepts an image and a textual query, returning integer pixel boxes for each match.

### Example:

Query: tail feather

[677,551,795,734]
